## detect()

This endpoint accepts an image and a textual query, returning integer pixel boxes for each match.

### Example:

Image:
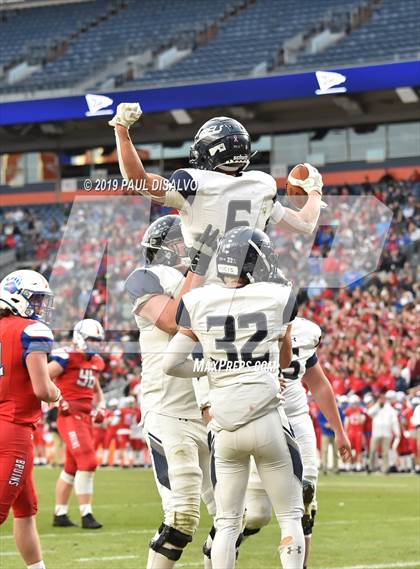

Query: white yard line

[0,528,154,540]
[0,550,54,556]
[77,555,138,562]
[321,563,420,569]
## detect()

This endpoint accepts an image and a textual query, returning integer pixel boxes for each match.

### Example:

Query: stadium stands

[291,0,420,70]
[1,0,419,94]
[1,176,418,398]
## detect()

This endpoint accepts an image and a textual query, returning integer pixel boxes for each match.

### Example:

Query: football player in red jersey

[344,395,366,471]
[48,319,106,529]
[100,398,120,467]
[0,270,61,569]
[116,396,141,467]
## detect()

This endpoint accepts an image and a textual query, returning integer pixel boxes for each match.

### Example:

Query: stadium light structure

[170,109,193,125]
[395,87,419,104]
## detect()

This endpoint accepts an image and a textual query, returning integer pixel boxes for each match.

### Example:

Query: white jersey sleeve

[130,264,201,421]
[163,169,195,210]
[269,200,285,223]
[21,321,54,360]
[124,267,165,312]
[50,346,71,369]
[283,317,322,417]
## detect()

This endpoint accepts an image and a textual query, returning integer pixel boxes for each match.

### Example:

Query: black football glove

[188,224,220,276]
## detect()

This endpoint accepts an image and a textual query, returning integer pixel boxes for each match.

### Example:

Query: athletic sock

[27,561,46,569]
[55,505,69,516]
[80,503,93,517]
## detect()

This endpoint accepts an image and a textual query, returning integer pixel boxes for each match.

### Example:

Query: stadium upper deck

[0,0,419,97]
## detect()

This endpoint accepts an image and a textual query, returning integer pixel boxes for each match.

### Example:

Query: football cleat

[53,514,77,527]
[81,513,103,529]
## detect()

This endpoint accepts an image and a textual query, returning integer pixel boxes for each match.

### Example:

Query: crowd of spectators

[0,176,418,401]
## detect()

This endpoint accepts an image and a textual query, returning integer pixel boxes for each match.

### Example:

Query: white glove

[288,162,327,208]
[109,102,142,129]
[288,162,323,195]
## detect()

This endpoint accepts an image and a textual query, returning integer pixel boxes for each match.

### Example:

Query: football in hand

[286,163,309,208]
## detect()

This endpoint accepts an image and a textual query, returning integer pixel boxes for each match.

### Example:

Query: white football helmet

[348,394,360,405]
[0,269,53,323]
[73,318,105,352]
[363,393,374,405]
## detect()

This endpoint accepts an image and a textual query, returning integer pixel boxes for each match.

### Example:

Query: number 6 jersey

[164,168,283,248]
[177,281,297,431]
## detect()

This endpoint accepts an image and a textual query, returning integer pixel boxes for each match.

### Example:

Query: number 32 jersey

[50,349,105,414]
[164,168,283,248]
[282,317,321,418]
[178,281,296,431]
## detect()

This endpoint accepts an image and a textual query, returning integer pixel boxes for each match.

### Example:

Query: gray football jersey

[164,168,281,248]
[179,281,296,431]
[125,264,201,421]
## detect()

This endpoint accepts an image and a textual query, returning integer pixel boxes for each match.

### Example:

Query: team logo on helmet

[3,275,21,294]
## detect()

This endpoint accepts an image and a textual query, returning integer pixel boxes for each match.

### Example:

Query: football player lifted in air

[163,227,305,569]
[109,104,324,257]
[242,317,352,569]
[48,319,106,529]
[124,215,219,569]
[0,270,61,569]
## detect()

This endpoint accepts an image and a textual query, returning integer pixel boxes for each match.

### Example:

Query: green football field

[0,469,419,569]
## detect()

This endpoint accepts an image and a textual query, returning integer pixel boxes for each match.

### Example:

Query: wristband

[52,387,61,403]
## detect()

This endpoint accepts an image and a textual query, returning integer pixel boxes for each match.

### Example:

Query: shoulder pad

[23,321,54,341]
[242,170,277,190]
[50,346,71,368]
[292,318,322,350]
[124,268,164,304]
[168,168,198,200]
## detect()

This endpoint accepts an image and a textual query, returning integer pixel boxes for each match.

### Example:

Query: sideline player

[344,394,366,471]
[110,104,325,250]
[124,215,219,568]
[49,319,106,529]
[115,396,140,468]
[0,270,61,569]
[100,398,120,467]
[242,318,352,569]
[164,227,305,569]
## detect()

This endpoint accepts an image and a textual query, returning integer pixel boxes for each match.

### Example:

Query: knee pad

[74,471,94,495]
[245,504,272,531]
[245,488,272,531]
[302,478,316,536]
[302,478,315,507]
[150,523,192,561]
[60,471,75,485]
[202,525,216,559]
[243,526,261,537]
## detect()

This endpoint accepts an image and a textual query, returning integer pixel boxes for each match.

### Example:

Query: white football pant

[211,408,304,569]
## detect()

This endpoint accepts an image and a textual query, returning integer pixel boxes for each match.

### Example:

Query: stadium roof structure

[0,60,419,153]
